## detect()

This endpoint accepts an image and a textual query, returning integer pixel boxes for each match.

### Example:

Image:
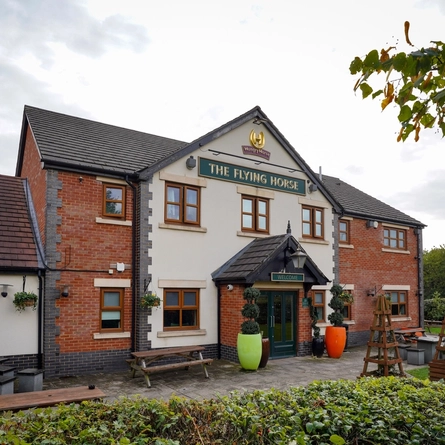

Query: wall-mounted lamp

[61,284,70,298]
[366,220,378,229]
[186,156,196,170]
[285,245,307,270]
[0,284,12,298]
[308,183,318,193]
[366,289,375,297]
[227,284,234,291]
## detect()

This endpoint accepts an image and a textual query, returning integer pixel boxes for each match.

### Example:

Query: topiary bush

[240,286,261,335]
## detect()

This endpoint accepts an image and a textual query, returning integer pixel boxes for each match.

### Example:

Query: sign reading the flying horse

[198,158,306,195]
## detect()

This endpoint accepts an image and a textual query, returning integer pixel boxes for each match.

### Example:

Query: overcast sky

[1,0,444,250]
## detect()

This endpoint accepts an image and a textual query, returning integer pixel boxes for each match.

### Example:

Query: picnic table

[127,345,213,388]
[394,328,426,342]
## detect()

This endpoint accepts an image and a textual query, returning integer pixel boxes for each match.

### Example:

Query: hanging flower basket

[141,292,161,308]
[13,291,38,312]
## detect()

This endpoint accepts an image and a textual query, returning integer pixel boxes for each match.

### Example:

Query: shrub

[240,286,261,335]
[424,291,445,321]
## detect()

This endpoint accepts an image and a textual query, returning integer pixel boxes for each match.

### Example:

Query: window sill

[339,243,354,249]
[299,238,330,246]
[96,217,132,226]
[157,329,207,338]
[93,331,131,339]
[382,248,411,255]
[158,223,207,233]
[237,231,270,238]
[391,317,412,322]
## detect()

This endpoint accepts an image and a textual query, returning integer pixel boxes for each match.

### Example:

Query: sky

[1,0,445,250]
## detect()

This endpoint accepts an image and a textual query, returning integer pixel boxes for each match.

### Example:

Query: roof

[322,175,425,227]
[17,105,187,177]
[0,175,44,270]
[212,233,329,285]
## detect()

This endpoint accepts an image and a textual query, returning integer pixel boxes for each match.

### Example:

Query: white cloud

[0,0,444,249]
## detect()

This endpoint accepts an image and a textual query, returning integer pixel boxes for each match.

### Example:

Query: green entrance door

[257,291,296,358]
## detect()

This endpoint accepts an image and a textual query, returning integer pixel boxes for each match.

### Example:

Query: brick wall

[339,217,420,338]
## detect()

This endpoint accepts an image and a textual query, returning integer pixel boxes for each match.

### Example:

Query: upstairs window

[302,206,323,239]
[103,185,125,218]
[384,228,406,250]
[242,196,269,233]
[165,183,200,225]
[163,289,199,330]
[339,220,349,244]
[101,289,124,331]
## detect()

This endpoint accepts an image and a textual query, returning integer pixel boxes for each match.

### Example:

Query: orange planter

[325,326,346,358]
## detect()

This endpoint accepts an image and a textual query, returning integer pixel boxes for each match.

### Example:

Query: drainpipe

[415,227,424,327]
[125,176,137,352]
[217,284,221,359]
[37,270,43,369]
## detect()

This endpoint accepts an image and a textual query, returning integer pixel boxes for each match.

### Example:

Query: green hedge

[1,377,445,444]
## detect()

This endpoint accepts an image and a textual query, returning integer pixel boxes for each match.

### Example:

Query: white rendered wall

[0,274,39,356]
[147,122,334,347]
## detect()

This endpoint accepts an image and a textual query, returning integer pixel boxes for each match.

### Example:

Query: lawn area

[407,367,429,380]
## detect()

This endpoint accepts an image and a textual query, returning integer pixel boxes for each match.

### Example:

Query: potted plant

[237,286,262,370]
[13,291,38,312]
[309,296,324,358]
[325,284,353,358]
[141,291,161,308]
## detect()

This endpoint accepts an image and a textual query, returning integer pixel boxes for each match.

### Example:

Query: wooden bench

[424,320,443,333]
[128,345,213,388]
[0,386,105,412]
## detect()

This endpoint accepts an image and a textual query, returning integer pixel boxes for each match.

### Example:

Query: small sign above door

[271,272,304,282]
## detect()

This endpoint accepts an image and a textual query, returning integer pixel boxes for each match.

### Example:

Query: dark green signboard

[271,272,304,282]
[199,158,306,195]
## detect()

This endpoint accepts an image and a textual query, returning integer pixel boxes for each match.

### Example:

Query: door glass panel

[274,293,282,342]
[284,294,293,341]
[257,295,268,338]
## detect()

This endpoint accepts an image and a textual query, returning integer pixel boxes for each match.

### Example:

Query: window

[339,220,349,244]
[388,291,407,316]
[103,184,125,218]
[302,206,323,239]
[241,196,269,233]
[384,228,406,250]
[341,291,352,320]
[310,290,325,322]
[101,289,124,331]
[165,183,200,225]
[163,289,199,330]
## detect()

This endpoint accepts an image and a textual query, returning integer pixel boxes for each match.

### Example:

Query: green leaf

[363,49,379,68]
[372,89,383,99]
[432,88,445,104]
[392,52,407,71]
[359,83,373,99]
[349,57,363,75]
[398,105,412,122]
[420,113,435,128]
[330,434,346,445]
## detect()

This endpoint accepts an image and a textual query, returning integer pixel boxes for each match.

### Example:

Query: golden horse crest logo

[249,130,265,149]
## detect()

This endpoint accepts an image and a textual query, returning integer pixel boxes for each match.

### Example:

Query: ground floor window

[163,289,199,330]
[101,289,124,331]
[310,290,325,322]
[388,291,407,316]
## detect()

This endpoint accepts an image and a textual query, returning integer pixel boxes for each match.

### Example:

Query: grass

[406,367,429,380]
[427,326,442,335]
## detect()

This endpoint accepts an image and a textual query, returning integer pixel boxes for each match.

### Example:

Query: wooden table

[0,386,105,412]
[127,345,213,388]
[394,328,426,342]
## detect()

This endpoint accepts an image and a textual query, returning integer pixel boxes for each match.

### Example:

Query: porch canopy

[212,232,330,289]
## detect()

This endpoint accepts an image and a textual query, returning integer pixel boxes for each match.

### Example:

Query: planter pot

[325,326,346,358]
[259,338,270,368]
[312,337,325,358]
[237,333,262,370]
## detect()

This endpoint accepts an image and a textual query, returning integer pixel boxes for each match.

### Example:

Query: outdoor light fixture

[186,156,196,170]
[0,284,12,298]
[308,183,318,193]
[290,247,307,269]
[61,284,70,298]
[366,220,378,229]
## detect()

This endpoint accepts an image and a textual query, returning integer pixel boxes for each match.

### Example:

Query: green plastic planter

[237,333,262,370]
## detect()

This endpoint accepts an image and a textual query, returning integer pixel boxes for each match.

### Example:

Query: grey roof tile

[24,106,187,175]
[322,175,424,227]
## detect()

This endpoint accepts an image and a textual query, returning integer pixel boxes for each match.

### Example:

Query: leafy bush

[2,378,445,444]
[240,286,261,335]
[424,291,445,321]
